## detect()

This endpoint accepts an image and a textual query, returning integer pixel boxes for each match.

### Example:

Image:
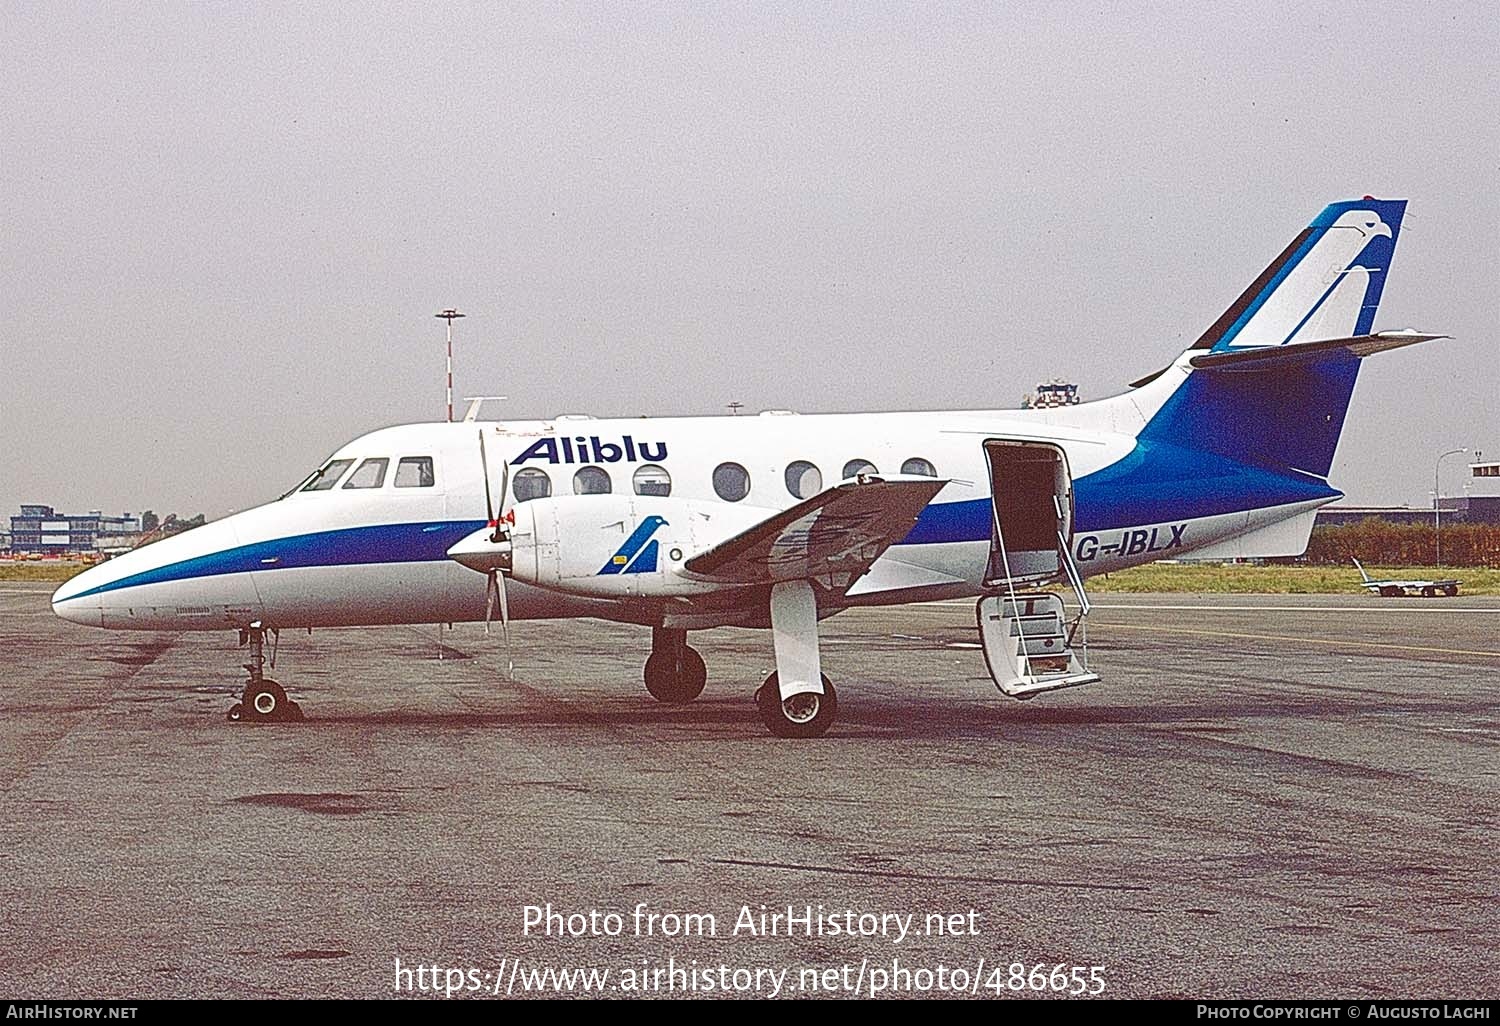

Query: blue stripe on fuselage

[897,442,1338,545]
[68,520,487,600]
[1069,440,1339,531]
[72,443,1338,599]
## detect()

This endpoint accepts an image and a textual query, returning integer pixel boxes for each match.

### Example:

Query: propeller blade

[478,428,513,678]
[495,460,510,540]
[496,569,513,681]
[479,430,496,528]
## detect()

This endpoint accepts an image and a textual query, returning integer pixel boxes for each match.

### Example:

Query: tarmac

[1,581,1496,999]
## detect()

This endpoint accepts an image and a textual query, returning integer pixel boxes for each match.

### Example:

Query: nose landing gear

[226,624,303,723]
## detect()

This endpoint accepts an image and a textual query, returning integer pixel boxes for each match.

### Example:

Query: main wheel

[1379,586,1402,597]
[643,647,707,704]
[242,679,289,721]
[1442,584,1458,597]
[1422,586,1436,597]
[756,672,837,738]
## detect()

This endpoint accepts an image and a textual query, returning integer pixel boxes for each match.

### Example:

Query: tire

[1422,586,1436,598]
[1379,586,1401,598]
[643,647,707,704]
[226,702,244,722]
[243,679,289,721]
[757,672,837,739]
[1442,584,1458,597]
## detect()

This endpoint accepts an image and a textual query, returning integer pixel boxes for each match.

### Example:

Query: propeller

[477,430,515,679]
[479,431,510,543]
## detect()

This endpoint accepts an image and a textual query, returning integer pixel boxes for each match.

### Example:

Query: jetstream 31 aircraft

[53,198,1446,737]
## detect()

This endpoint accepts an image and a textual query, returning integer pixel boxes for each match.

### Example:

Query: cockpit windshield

[296,458,355,494]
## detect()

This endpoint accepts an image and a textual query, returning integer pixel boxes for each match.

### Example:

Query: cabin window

[713,462,751,502]
[573,466,612,495]
[785,460,822,499]
[633,464,672,497]
[512,468,552,503]
[301,459,355,492]
[901,457,937,477]
[394,456,435,488]
[842,458,878,480]
[342,458,389,489]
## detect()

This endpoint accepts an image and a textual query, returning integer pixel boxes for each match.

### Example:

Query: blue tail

[1141,198,1407,478]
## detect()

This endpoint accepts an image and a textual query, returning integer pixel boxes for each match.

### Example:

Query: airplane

[1353,557,1459,597]
[51,197,1448,737]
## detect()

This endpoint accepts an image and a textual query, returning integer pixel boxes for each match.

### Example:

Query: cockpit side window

[300,458,355,492]
[394,456,436,488]
[343,458,389,489]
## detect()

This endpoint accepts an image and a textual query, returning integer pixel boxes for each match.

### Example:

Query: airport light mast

[435,309,466,423]
[1434,447,1468,567]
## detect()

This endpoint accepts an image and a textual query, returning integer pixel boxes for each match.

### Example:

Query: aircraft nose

[51,570,104,627]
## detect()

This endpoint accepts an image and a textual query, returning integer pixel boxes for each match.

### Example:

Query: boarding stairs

[977,520,1101,699]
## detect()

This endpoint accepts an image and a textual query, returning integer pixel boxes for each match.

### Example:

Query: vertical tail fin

[1139,198,1408,478]
[1193,198,1406,352]
[1353,557,1371,583]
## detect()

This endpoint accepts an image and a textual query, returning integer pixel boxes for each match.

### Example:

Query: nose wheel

[227,625,304,723]
[227,679,303,722]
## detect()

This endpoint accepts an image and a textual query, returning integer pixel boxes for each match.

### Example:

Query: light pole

[435,309,466,423]
[1433,447,1468,567]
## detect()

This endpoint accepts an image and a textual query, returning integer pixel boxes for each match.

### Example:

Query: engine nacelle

[505,494,769,598]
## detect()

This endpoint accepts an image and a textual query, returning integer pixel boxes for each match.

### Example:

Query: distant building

[1444,459,1500,525]
[1316,457,1500,528]
[8,505,143,555]
[1022,381,1080,409]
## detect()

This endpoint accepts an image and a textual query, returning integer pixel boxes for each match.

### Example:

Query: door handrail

[1057,529,1091,616]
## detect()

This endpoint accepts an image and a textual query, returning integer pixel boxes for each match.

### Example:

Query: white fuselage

[51,383,1335,633]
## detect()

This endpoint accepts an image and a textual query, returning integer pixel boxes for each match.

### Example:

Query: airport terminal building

[1316,459,1500,527]
[8,505,143,556]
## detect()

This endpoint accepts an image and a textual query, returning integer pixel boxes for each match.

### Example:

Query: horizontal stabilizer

[683,476,946,586]
[1188,330,1448,373]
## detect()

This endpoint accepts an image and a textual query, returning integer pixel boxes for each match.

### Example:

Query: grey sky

[2,2,1496,519]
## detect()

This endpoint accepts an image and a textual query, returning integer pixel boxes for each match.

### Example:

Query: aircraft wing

[682,476,947,586]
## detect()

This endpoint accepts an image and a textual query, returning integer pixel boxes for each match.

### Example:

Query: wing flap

[683,476,947,585]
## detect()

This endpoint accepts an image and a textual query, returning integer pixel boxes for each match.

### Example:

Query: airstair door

[983,440,1071,588]
[977,440,1098,698]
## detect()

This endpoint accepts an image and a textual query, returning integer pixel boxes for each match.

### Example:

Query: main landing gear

[226,623,303,723]
[643,627,707,704]
[756,673,838,738]
[643,613,839,737]
[756,580,838,739]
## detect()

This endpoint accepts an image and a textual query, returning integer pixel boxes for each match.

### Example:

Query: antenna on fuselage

[462,396,509,423]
